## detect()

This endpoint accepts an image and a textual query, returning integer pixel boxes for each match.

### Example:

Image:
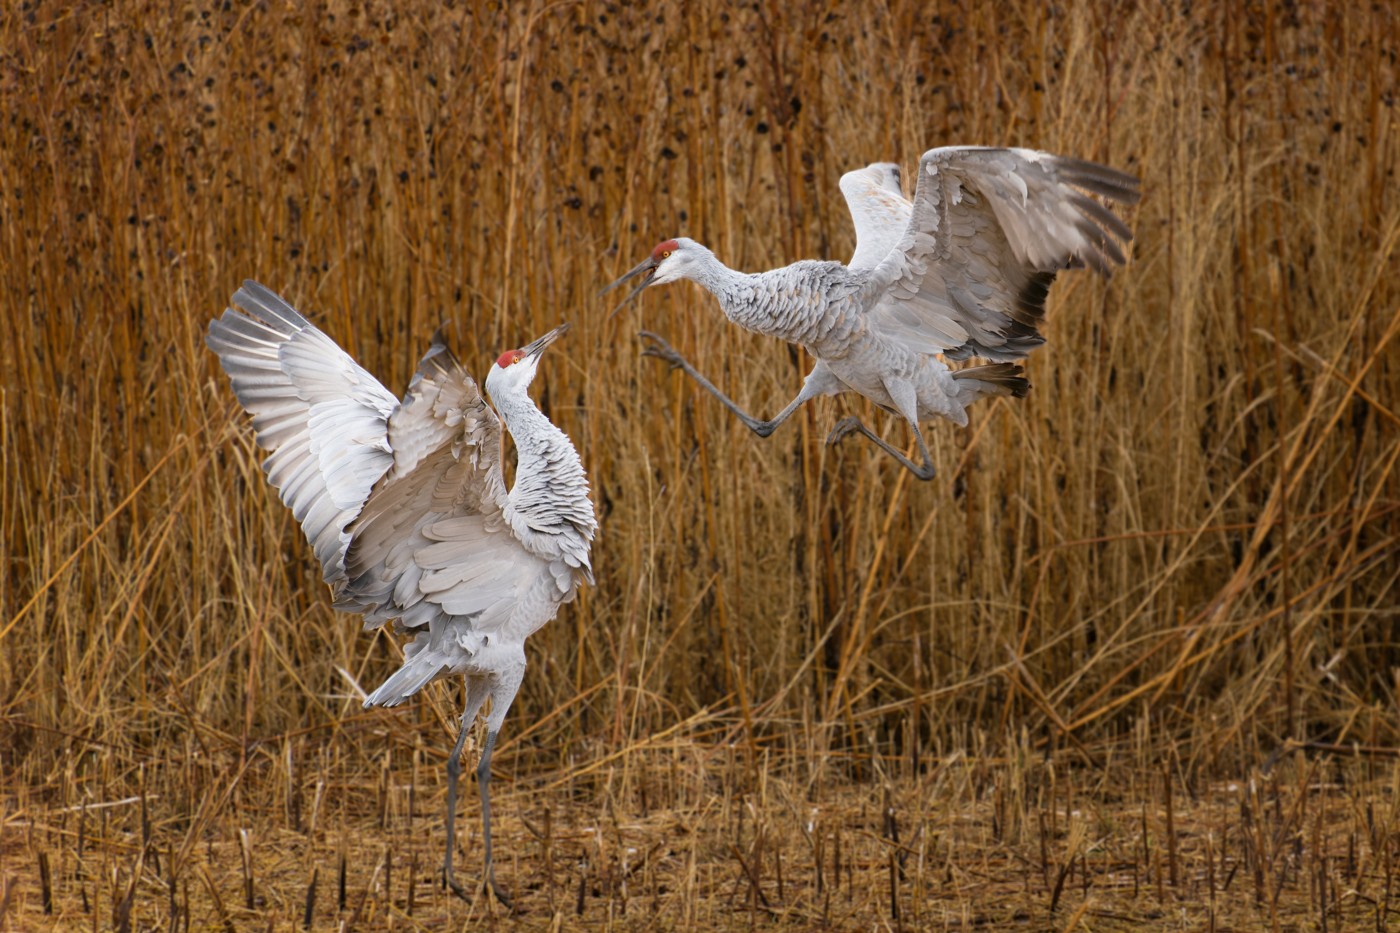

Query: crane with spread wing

[606,147,1140,479]
[208,282,595,905]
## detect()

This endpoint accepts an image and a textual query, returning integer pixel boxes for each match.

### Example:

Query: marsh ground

[2,0,1397,929]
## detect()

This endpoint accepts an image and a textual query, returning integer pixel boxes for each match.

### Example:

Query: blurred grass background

[1,0,1397,928]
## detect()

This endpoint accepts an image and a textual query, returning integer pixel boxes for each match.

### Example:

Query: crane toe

[826,416,865,446]
[486,873,515,910]
[442,868,473,902]
[637,331,686,369]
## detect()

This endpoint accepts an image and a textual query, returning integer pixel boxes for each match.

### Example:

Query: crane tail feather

[951,363,1030,399]
[364,656,447,708]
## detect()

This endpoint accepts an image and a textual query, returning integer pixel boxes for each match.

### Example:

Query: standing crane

[207,282,596,905]
[605,146,1140,480]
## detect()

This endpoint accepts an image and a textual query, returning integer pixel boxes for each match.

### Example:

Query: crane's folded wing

[334,337,551,636]
[337,442,547,637]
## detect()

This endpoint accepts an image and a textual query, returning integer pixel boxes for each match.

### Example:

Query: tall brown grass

[1,0,1398,926]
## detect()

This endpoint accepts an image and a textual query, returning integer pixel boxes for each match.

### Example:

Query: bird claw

[638,331,685,369]
[441,868,473,903]
[440,869,515,911]
[826,417,864,447]
[487,875,515,911]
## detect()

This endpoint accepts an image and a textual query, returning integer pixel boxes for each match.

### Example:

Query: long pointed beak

[600,256,658,317]
[523,322,569,359]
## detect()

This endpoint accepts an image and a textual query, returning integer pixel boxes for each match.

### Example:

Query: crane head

[485,323,570,398]
[600,238,690,316]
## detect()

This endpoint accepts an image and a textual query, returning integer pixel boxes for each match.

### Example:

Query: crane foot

[487,875,515,911]
[441,867,473,902]
[638,331,685,369]
[439,870,516,911]
[825,416,864,446]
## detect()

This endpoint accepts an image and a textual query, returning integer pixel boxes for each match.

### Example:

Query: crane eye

[661,250,672,259]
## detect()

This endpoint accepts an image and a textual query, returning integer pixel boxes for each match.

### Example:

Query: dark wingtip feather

[1017,270,1056,321]
[1054,156,1143,204]
[411,328,464,383]
[953,362,1031,397]
[1073,192,1135,243]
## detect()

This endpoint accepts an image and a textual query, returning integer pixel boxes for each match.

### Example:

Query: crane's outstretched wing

[207,281,400,582]
[333,337,586,706]
[839,162,912,271]
[860,147,1140,361]
[333,338,541,639]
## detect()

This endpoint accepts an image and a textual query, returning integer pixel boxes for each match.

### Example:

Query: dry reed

[1,0,1397,928]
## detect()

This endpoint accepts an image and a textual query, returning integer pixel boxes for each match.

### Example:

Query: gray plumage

[604,145,1140,480]
[207,281,594,903]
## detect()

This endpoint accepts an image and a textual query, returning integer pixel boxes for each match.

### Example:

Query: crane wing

[333,335,549,638]
[207,281,400,583]
[839,162,912,271]
[860,147,1139,361]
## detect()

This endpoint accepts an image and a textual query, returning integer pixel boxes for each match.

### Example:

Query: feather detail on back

[335,337,527,636]
[492,397,597,589]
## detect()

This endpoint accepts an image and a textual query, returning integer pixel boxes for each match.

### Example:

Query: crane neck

[492,389,596,566]
[684,249,858,348]
[682,247,749,297]
[683,250,783,336]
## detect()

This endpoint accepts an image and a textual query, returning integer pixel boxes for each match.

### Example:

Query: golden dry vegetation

[2,0,1398,929]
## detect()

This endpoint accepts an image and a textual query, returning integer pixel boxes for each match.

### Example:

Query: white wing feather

[207,281,399,582]
[860,147,1140,361]
[839,162,912,271]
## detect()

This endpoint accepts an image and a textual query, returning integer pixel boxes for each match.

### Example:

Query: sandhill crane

[605,146,1140,480]
[207,282,596,905]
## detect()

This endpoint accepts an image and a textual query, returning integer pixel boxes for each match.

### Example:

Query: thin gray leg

[827,416,937,480]
[442,720,473,899]
[477,729,512,907]
[639,331,826,437]
[442,679,490,901]
[827,377,937,480]
[472,669,524,909]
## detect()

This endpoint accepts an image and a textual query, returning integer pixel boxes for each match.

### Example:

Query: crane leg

[476,728,512,908]
[826,416,937,480]
[442,680,490,901]
[639,331,828,437]
[475,669,523,909]
[827,377,937,480]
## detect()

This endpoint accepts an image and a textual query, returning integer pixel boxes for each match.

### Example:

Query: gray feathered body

[342,404,594,707]
[696,257,1012,428]
[646,148,1137,438]
[342,367,596,710]
[494,395,596,587]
